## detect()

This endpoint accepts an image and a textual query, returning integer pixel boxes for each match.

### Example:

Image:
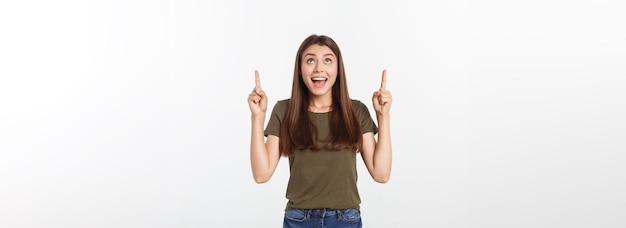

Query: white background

[1,0,625,227]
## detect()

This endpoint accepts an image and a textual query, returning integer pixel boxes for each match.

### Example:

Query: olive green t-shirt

[264,99,377,210]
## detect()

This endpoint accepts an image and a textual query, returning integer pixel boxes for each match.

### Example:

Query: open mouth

[312,77,327,88]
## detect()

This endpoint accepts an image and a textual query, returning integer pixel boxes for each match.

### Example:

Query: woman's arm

[361,70,393,183]
[248,71,281,183]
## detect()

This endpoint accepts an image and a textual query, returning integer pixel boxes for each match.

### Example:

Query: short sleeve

[264,100,288,137]
[353,100,377,134]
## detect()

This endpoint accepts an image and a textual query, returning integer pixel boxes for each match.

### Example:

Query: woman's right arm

[247,71,281,184]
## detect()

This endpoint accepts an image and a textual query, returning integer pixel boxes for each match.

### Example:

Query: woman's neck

[308,93,333,112]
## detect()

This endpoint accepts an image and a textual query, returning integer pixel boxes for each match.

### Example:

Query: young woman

[247,34,392,228]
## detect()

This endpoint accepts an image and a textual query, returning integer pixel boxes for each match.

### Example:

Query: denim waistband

[298,208,340,217]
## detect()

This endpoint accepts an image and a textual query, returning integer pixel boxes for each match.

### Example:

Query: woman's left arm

[361,70,392,183]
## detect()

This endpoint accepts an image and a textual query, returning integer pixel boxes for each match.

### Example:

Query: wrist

[251,113,266,121]
[376,110,390,117]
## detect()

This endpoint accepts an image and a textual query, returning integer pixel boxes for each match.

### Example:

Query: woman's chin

[307,88,331,97]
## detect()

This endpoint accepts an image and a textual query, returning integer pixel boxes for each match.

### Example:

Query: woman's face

[300,44,338,97]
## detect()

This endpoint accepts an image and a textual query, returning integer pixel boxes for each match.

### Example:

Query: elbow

[374,177,389,183]
[253,175,271,184]
[373,174,390,183]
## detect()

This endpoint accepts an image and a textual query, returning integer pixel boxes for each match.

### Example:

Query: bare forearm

[373,114,392,182]
[250,115,271,183]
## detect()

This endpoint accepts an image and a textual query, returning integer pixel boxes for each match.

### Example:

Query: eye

[306,58,315,64]
[324,58,332,64]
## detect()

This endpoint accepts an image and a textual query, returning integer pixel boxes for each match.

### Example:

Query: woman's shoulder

[275,99,290,107]
[271,99,290,113]
[350,99,368,109]
[350,99,373,119]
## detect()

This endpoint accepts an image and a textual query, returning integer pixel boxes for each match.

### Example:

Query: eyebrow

[304,53,335,57]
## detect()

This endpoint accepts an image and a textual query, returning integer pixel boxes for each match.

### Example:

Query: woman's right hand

[247,70,268,116]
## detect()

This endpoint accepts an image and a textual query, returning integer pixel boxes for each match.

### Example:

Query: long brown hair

[279,34,362,156]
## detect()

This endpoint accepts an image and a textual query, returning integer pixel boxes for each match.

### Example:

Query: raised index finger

[380,69,387,89]
[255,70,262,90]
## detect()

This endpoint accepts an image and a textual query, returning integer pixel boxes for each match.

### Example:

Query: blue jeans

[283,208,362,228]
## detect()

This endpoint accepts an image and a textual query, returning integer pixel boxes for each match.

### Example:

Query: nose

[314,62,323,72]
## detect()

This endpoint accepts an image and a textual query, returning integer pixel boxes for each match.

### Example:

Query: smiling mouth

[312,77,327,88]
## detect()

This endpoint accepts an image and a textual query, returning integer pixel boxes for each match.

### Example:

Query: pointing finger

[255,70,262,91]
[380,69,387,89]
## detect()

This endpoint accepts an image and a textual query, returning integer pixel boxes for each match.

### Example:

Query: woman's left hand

[372,69,392,115]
